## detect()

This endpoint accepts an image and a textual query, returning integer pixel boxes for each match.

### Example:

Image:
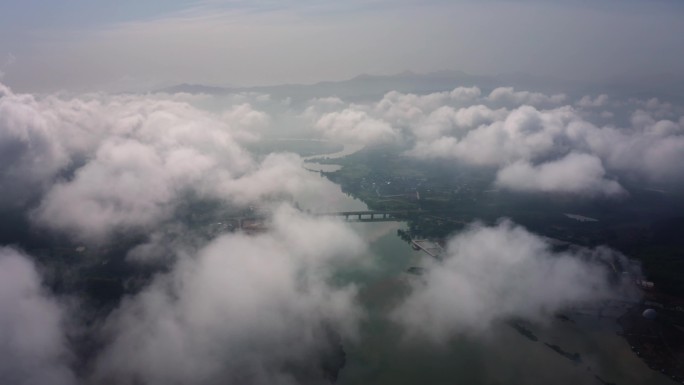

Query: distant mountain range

[155,70,684,103]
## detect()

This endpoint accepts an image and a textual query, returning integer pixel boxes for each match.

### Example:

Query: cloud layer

[303,86,684,195]
[0,81,661,384]
[0,82,328,241]
[392,220,637,341]
[4,80,682,215]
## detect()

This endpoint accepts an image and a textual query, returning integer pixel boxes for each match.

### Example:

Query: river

[302,144,364,173]
[300,145,671,385]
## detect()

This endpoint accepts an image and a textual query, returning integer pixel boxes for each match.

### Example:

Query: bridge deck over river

[231,210,420,229]
[316,210,418,221]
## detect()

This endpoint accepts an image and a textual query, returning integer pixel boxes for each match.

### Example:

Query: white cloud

[300,86,684,195]
[487,87,566,107]
[566,117,684,182]
[392,220,638,341]
[373,87,482,130]
[0,78,679,384]
[495,153,625,196]
[407,105,578,166]
[0,82,332,242]
[309,96,344,107]
[221,103,270,135]
[0,247,76,385]
[211,152,334,205]
[314,108,399,145]
[384,88,684,193]
[412,104,507,140]
[449,86,482,102]
[92,206,365,385]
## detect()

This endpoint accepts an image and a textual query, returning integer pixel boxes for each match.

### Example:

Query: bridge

[316,210,418,222]
[227,210,421,229]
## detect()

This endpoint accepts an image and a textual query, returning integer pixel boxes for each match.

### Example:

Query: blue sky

[1,0,684,92]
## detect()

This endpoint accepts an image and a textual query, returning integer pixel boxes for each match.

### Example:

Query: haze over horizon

[2,0,684,92]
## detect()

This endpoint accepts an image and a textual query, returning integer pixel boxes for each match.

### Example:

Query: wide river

[299,147,671,385]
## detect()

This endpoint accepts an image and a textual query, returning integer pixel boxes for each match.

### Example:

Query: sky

[1,0,684,92]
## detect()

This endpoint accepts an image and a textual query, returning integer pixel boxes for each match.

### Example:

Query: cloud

[448,86,482,103]
[495,153,625,196]
[314,108,399,145]
[211,152,335,205]
[309,96,345,107]
[407,105,578,166]
[0,247,76,385]
[0,79,677,384]
[566,116,684,182]
[373,87,482,130]
[301,86,485,146]
[487,87,566,107]
[221,103,271,135]
[384,88,684,192]
[412,104,507,140]
[0,85,92,207]
[296,85,684,195]
[576,94,609,108]
[392,220,638,342]
[0,82,394,383]
[92,206,365,385]
[0,81,332,241]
